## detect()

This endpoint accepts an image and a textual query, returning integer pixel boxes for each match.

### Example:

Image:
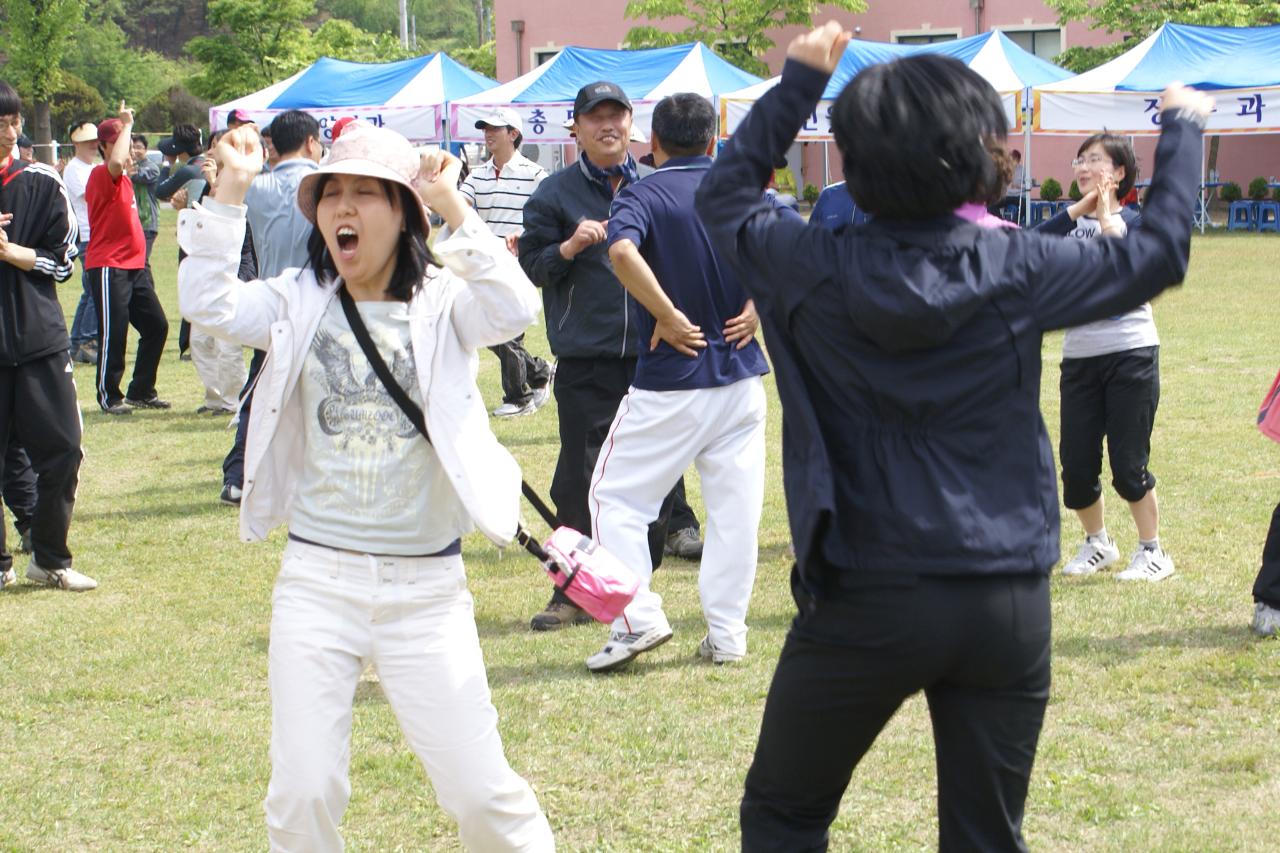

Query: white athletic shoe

[1062,537,1120,576]
[1116,547,1175,582]
[492,400,535,418]
[26,560,98,591]
[530,384,551,411]
[586,626,673,673]
[1251,602,1280,638]
[697,635,744,665]
[0,567,15,589]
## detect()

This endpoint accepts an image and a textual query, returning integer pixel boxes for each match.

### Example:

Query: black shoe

[101,402,133,415]
[17,529,31,554]
[530,599,594,631]
[219,484,242,506]
[665,527,704,560]
[72,344,97,365]
[124,395,171,410]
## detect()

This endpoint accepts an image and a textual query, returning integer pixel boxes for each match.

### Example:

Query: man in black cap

[518,80,701,630]
[15,133,32,162]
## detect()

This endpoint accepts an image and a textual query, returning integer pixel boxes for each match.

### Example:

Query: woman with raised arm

[696,22,1214,852]
[177,121,554,852]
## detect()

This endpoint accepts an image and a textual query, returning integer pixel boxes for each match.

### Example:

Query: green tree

[186,0,317,103]
[623,0,867,76]
[0,0,86,163]
[452,40,496,78]
[1046,0,1280,73]
[62,0,188,108]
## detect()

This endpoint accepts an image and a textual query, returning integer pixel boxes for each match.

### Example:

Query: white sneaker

[1116,547,1175,582]
[530,384,551,411]
[1062,537,1120,575]
[492,400,534,418]
[26,560,98,591]
[1252,602,1280,638]
[697,635,744,665]
[586,625,673,673]
[0,567,15,589]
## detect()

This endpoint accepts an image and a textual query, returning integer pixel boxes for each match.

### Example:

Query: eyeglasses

[0,117,21,133]
[1071,155,1111,169]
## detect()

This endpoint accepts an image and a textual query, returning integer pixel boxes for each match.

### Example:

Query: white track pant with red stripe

[589,376,766,658]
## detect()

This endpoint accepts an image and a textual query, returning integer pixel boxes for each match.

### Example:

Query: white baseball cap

[473,107,523,135]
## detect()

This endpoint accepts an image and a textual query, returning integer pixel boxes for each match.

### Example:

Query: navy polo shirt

[607,155,769,391]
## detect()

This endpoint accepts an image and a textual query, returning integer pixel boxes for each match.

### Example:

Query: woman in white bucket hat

[177,120,554,852]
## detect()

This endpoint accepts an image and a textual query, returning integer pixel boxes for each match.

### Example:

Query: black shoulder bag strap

[336,287,560,558]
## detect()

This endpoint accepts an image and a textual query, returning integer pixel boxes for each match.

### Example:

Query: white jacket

[177,199,542,546]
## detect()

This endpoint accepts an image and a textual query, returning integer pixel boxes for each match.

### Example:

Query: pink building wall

[494,0,1278,199]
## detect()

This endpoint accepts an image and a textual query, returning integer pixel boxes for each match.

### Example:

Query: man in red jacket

[85,103,170,415]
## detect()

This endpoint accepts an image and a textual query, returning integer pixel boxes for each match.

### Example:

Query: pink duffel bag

[1260,369,1280,444]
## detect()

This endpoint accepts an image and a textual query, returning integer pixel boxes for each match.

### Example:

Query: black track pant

[0,351,83,571]
[1253,501,1280,609]
[741,570,1050,853]
[489,334,551,407]
[547,357,697,605]
[88,265,169,408]
[2,435,36,535]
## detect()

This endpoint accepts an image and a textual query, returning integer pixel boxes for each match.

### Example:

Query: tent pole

[1200,133,1207,234]
[1023,88,1033,227]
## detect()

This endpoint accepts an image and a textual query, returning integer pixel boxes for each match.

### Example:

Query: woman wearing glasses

[1036,135,1175,582]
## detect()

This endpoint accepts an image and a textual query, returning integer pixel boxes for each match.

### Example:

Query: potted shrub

[1068,179,1083,201]
[1221,182,1243,202]
[1248,177,1270,200]
[1040,178,1062,202]
[802,183,820,205]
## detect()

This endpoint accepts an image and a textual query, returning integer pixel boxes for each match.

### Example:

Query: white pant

[589,377,767,656]
[266,540,554,852]
[189,327,245,410]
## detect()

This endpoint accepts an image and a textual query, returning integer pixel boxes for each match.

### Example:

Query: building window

[532,48,560,68]
[893,30,960,45]
[1001,28,1063,61]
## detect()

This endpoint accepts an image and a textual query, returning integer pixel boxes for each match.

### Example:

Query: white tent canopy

[1034,23,1280,135]
[449,43,761,144]
[210,53,497,143]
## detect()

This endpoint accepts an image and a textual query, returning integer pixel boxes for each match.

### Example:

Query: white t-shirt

[289,299,469,555]
[1061,215,1160,359]
[460,151,548,237]
[62,157,95,241]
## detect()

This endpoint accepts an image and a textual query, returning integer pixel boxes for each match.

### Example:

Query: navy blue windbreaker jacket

[696,60,1201,594]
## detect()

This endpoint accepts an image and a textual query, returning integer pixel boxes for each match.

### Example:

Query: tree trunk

[34,99,54,166]
[475,0,485,46]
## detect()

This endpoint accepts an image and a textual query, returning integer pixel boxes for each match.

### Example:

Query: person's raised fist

[415,149,463,209]
[1159,83,1215,122]
[786,21,852,75]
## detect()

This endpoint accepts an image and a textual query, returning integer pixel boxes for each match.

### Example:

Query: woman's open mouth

[336,225,359,260]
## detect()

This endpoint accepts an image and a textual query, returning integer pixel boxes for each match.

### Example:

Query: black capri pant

[1059,346,1159,510]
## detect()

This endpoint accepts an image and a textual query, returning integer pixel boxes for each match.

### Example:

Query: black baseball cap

[16,133,32,148]
[573,81,632,117]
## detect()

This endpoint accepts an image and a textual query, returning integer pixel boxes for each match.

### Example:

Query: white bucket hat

[296,120,429,234]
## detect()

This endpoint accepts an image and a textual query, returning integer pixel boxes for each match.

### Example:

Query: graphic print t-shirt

[1060,214,1159,359]
[288,299,470,554]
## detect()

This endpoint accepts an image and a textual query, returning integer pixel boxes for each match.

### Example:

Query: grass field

[1,211,1277,851]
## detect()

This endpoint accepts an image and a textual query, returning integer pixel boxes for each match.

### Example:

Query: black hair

[832,54,1009,220]
[512,130,524,149]
[304,174,439,303]
[267,110,320,157]
[0,79,20,117]
[132,133,148,147]
[172,123,202,156]
[1076,133,1138,199]
[207,129,225,152]
[651,93,715,158]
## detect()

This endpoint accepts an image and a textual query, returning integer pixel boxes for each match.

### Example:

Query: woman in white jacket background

[177,121,554,852]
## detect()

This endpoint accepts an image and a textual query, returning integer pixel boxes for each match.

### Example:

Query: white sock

[1086,529,1110,546]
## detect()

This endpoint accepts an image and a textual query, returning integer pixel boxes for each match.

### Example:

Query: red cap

[97,118,124,147]
[330,116,358,141]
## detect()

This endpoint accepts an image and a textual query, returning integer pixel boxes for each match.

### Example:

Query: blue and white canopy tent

[449,43,761,144]
[1034,23,1280,231]
[209,52,497,143]
[719,31,1071,138]
[1034,23,1280,135]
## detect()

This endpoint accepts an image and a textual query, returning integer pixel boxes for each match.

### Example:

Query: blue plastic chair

[1228,201,1257,231]
[1053,201,1071,215]
[1030,201,1055,226]
[1257,201,1280,233]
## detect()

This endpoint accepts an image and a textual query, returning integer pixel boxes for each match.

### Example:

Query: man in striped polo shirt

[461,108,554,417]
